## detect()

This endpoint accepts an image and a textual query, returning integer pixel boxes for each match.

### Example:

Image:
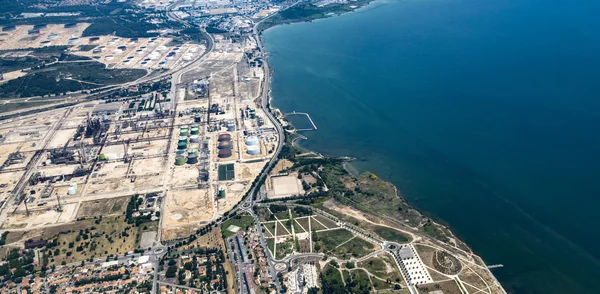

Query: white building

[395,244,433,285]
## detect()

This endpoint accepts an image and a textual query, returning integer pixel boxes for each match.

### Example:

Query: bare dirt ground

[2,203,77,229]
[84,174,162,195]
[270,159,293,175]
[171,165,199,187]
[76,196,129,218]
[0,23,90,50]
[269,174,302,198]
[163,189,212,228]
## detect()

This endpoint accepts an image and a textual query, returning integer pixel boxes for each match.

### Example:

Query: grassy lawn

[321,265,345,293]
[257,207,274,222]
[290,206,313,218]
[0,62,146,98]
[221,215,255,238]
[293,219,306,233]
[315,228,354,253]
[274,211,290,221]
[266,238,275,256]
[310,216,329,231]
[342,269,351,283]
[372,277,394,290]
[330,236,378,259]
[313,215,338,229]
[76,196,129,218]
[263,222,277,237]
[282,219,294,235]
[373,226,411,243]
[359,253,403,283]
[296,217,310,232]
[347,269,373,294]
[417,280,463,294]
[43,216,140,266]
[275,238,294,259]
[276,221,290,236]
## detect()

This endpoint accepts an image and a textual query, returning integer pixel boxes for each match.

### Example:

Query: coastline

[258,2,506,293]
[259,0,464,247]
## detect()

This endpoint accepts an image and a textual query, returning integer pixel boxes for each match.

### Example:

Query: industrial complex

[0,0,507,293]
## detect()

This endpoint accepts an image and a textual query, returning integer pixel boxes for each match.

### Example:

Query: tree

[166,266,177,278]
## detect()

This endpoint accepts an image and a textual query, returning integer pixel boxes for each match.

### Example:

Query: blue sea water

[263,0,600,293]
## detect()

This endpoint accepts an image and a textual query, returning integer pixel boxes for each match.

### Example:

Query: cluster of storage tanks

[241,107,257,120]
[245,135,261,155]
[218,133,233,158]
[225,120,235,132]
[175,124,201,165]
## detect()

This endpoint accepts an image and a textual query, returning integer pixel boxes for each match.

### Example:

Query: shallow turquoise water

[263,0,600,292]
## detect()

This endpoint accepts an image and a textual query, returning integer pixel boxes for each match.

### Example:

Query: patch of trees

[0,231,7,245]
[0,248,36,283]
[125,195,153,226]
[205,26,228,34]
[293,206,312,216]
[0,62,146,99]
[74,273,124,286]
[82,14,159,38]
[269,204,287,214]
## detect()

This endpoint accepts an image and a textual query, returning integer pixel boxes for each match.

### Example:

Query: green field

[0,62,146,98]
[346,269,373,294]
[342,269,351,283]
[330,236,378,259]
[315,228,354,253]
[309,216,328,231]
[359,254,403,282]
[282,219,294,235]
[373,226,411,243]
[275,222,290,236]
[313,215,338,229]
[266,238,275,255]
[321,265,346,293]
[221,215,255,238]
[274,211,290,221]
[295,217,310,232]
[293,218,306,233]
[257,207,274,222]
[275,238,294,259]
[263,222,276,237]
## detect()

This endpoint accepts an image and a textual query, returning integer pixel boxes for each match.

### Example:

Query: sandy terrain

[0,23,90,50]
[163,189,213,228]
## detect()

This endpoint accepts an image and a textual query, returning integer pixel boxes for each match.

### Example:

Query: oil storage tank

[218,141,232,149]
[227,122,235,131]
[218,149,232,158]
[2,25,16,32]
[189,135,199,143]
[187,149,198,164]
[247,145,261,155]
[177,141,187,150]
[245,136,259,146]
[175,156,186,166]
[218,133,232,142]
